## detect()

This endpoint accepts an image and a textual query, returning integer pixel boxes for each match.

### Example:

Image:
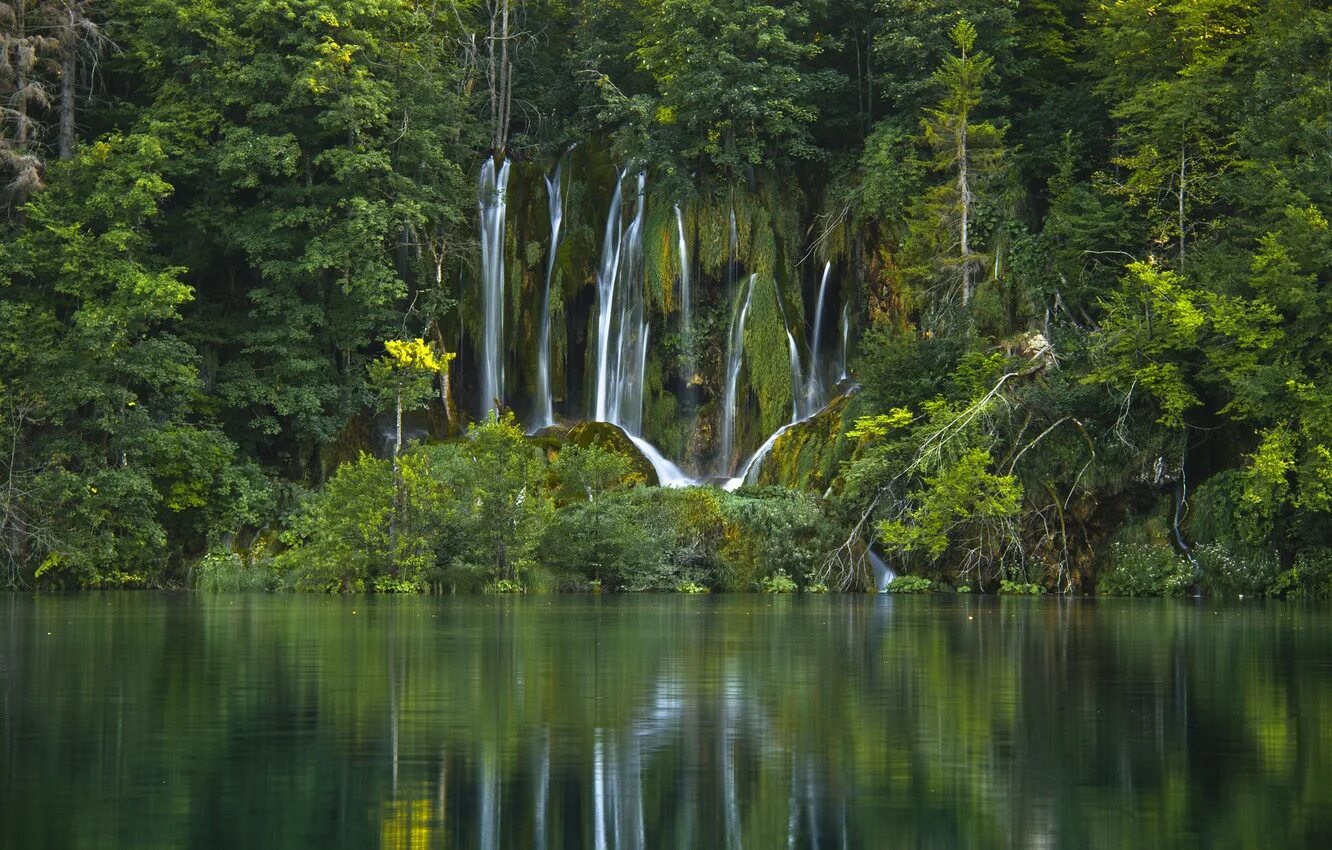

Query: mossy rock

[756,387,865,492]
[564,421,659,486]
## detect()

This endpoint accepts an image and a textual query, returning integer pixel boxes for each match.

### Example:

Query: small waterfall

[806,261,832,408]
[593,171,649,434]
[869,550,897,591]
[533,160,565,429]
[785,328,806,420]
[718,274,756,476]
[478,157,511,416]
[628,434,694,488]
[674,204,691,337]
[674,203,694,385]
[838,302,850,381]
[723,419,794,492]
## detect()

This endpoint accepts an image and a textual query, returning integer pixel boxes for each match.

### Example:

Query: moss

[756,390,868,492]
[565,421,659,486]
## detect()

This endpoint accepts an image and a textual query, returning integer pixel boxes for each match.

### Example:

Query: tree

[913,19,1007,306]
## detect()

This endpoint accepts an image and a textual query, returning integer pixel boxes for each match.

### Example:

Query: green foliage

[1098,543,1193,598]
[887,575,935,594]
[1195,543,1280,598]
[998,580,1042,595]
[759,569,799,593]
[195,550,278,593]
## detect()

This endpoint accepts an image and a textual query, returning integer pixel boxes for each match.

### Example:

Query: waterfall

[478,157,511,416]
[806,261,832,409]
[593,170,626,422]
[628,434,694,488]
[785,328,805,420]
[533,160,565,429]
[674,203,694,385]
[838,302,850,381]
[674,204,691,337]
[593,171,649,434]
[718,274,756,476]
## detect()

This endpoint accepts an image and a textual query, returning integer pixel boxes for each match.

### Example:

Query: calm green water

[2,594,1330,849]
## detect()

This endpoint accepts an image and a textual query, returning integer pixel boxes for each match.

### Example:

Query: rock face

[564,421,660,486]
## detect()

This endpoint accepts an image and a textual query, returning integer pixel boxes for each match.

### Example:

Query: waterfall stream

[533,160,565,429]
[806,261,832,409]
[478,157,511,416]
[718,274,756,476]
[593,171,649,434]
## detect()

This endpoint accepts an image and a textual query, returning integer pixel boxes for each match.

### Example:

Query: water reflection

[2,594,1331,848]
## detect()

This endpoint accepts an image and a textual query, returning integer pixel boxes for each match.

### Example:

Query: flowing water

[478,158,511,416]
[4,594,1331,849]
[717,275,756,476]
[533,160,565,430]
[593,172,648,433]
[806,261,832,410]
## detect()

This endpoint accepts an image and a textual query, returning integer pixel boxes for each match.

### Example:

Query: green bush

[195,550,277,592]
[486,578,526,594]
[1196,542,1280,596]
[999,580,1043,595]
[887,575,935,593]
[1098,542,1193,597]
[1271,548,1332,598]
[759,569,799,593]
[804,582,830,593]
[676,580,710,594]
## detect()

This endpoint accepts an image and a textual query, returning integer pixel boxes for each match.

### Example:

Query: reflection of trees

[3,595,1332,848]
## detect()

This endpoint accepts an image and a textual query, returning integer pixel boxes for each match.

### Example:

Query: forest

[2,0,1331,596]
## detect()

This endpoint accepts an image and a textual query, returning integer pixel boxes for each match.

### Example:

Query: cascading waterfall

[718,274,756,476]
[533,160,565,429]
[478,157,511,416]
[806,261,832,409]
[593,170,626,423]
[674,203,693,381]
[839,302,850,381]
[593,171,650,434]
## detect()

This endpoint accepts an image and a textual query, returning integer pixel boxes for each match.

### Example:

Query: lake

[2,593,1330,848]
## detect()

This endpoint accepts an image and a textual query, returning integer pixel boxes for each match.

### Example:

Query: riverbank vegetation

[3,1,1332,596]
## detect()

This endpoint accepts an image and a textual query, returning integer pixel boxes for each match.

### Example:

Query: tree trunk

[959,120,972,305]
[59,11,77,160]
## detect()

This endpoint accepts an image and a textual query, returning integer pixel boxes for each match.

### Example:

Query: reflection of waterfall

[593,172,649,433]
[478,158,510,416]
[718,275,756,476]
[534,160,565,429]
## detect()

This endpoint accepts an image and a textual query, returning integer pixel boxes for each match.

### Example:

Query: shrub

[195,550,277,592]
[1195,542,1280,596]
[804,582,830,593]
[486,578,525,594]
[676,580,710,594]
[1271,548,1332,598]
[999,580,1043,595]
[759,569,799,593]
[887,575,934,593]
[1098,542,1192,597]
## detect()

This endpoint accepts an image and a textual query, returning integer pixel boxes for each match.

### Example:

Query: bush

[999,580,1043,595]
[1196,542,1280,596]
[1098,542,1192,597]
[195,550,277,592]
[887,575,935,593]
[759,569,799,593]
[1271,548,1332,598]
[804,582,830,593]
[486,578,525,594]
[676,580,710,594]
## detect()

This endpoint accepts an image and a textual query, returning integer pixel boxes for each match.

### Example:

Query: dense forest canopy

[2,0,1331,595]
